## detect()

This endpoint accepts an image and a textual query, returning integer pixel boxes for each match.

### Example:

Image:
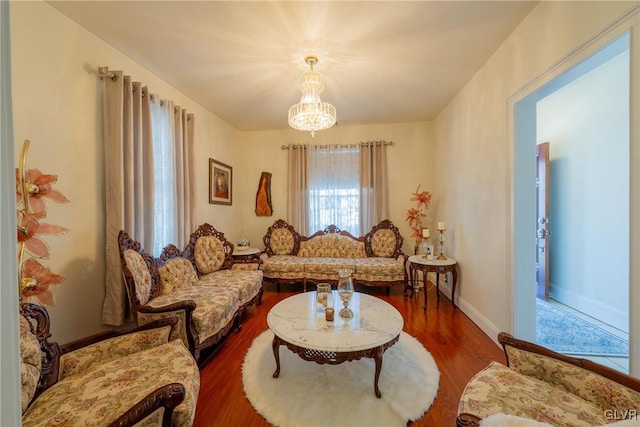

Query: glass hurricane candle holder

[336,269,354,318]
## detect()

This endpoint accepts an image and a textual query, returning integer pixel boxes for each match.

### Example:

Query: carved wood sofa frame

[20,303,186,426]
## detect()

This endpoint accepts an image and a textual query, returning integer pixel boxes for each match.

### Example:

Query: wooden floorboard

[193,281,505,426]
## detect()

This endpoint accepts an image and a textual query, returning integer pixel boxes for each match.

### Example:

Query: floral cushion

[22,340,199,427]
[303,258,357,281]
[148,286,240,343]
[123,249,152,304]
[20,315,41,414]
[194,236,226,274]
[505,346,640,412]
[354,257,405,280]
[458,361,608,426]
[370,229,398,257]
[269,228,296,255]
[199,269,263,306]
[59,326,172,381]
[157,257,198,296]
[261,255,306,279]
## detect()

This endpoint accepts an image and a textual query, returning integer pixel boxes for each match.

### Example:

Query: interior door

[536,142,550,300]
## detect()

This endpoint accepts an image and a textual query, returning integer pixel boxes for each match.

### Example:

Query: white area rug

[242,330,439,427]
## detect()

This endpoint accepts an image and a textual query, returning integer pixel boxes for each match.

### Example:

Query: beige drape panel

[101,69,195,326]
[173,107,196,249]
[287,145,309,233]
[359,141,389,234]
[102,72,154,326]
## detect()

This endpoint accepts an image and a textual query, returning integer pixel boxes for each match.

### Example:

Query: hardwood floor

[193,281,505,426]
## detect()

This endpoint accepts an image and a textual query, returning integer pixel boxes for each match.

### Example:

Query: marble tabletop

[267,291,403,353]
[408,254,457,266]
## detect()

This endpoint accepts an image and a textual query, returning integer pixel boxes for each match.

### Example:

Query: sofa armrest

[58,317,178,381]
[109,383,185,427]
[456,413,481,427]
[136,302,198,356]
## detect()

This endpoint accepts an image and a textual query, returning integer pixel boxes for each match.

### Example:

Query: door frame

[507,7,640,376]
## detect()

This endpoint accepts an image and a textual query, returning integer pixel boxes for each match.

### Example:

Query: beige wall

[432,1,637,339]
[237,122,434,255]
[10,1,242,343]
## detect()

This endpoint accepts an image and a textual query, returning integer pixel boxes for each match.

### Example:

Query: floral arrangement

[405,185,431,251]
[16,140,69,305]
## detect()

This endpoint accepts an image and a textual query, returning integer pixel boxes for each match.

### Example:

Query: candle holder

[437,230,447,260]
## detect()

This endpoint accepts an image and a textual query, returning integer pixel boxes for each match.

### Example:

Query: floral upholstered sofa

[20,303,199,426]
[261,219,408,293]
[457,332,640,426]
[118,225,262,364]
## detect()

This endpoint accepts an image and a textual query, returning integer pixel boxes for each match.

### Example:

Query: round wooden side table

[408,255,458,310]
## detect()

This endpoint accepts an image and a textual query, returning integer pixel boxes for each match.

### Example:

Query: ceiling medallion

[288,55,336,137]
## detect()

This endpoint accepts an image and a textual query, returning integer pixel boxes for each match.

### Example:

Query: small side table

[232,247,261,262]
[408,255,458,310]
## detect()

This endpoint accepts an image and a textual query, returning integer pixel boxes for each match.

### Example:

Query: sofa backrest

[298,231,367,258]
[263,219,301,256]
[500,332,640,413]
[118,230,161,311]
[364,219,404,258]
[157,256,199,295]
[183,223,235,275]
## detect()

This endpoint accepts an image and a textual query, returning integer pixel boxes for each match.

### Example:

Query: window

[150,101,176,255]
[307,146,360,235]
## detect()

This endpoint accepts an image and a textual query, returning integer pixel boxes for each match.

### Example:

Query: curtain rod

[281,141,394,150]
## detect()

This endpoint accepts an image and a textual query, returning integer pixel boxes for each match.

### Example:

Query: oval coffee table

[267,291,403,398]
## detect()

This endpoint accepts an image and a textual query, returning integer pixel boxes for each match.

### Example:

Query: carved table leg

[451,267,458,309]
[374,350,383,398]
[272,335,281,378]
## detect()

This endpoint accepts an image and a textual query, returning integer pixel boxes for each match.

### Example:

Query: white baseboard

[438,280,502,347]
[549,283,629,333]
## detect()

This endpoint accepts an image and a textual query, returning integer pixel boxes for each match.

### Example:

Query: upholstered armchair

[457,332,640,426]
[19,303,199,426]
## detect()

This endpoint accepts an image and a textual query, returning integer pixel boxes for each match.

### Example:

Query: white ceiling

[48,1,537,131]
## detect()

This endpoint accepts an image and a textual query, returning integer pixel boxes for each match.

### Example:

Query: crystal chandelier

[288,55,336,137]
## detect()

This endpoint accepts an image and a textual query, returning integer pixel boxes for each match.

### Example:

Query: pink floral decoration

[406,185,431,249]
[16,164,70,306]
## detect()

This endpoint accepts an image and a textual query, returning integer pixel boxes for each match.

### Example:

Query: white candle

[437,222,446,231]
[422,228,430,238]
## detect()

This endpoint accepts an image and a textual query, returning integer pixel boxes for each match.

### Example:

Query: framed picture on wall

[209,158,232,205]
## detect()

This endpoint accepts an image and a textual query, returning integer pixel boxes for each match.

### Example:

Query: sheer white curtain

[150,98,175,256]
[101,69,195,326]
[308,145,360,235]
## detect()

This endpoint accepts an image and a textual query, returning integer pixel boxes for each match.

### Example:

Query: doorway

[513,31,632,373]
